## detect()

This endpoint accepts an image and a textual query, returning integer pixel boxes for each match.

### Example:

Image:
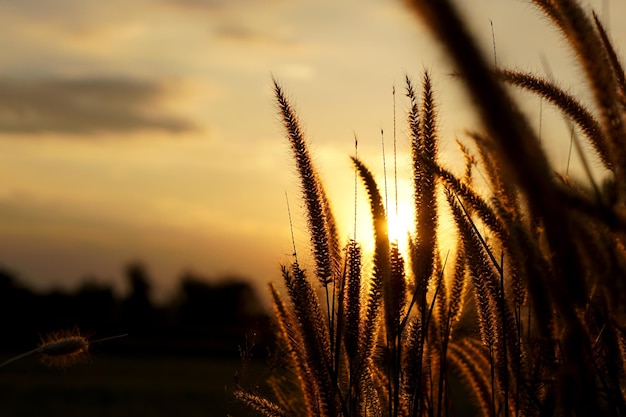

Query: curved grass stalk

[497,69,610,169]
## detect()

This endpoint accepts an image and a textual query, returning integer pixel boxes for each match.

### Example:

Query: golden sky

[0,0,622,302]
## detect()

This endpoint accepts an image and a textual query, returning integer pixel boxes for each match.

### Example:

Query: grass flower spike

[0,329,127,369]
[37,329,90,368]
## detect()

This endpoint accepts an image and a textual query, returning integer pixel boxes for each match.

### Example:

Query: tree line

[0,262,272,357]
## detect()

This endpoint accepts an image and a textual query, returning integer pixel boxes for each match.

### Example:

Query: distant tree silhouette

[0,262,271,356]
[171,273,271,354]
[176,274,264,328]
[0,267,37,347]
[74,280,117,333]
[121,262,155,331]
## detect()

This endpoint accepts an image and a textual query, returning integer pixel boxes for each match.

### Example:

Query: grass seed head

[37,330,90,368]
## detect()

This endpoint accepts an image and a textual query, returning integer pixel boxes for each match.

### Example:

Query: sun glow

[385,197,414,258]
[387,212,412,244]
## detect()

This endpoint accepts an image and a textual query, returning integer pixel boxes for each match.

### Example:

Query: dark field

[0,354,266,417]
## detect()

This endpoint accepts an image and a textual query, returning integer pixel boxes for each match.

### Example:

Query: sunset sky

[0,0,622,303]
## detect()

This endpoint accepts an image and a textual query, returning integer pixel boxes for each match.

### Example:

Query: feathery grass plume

[351,157,388,364]
[273,80,346,398]
[341,239,364,415]
[497,69,610,169]
[402,316,423,413]
[388,240,407,415]
[353,155,415,415]
[430,251,455,417]
[456,139,476,184]
[406,75,421,141]
[448,339,493,416]
[530,0,561,24]
[321,190,344,286]
[468,132,520,222]
[361,364,384,415]
[233,390,287,417]
[281,263,337,415]
[36,330,90,368]
[433,251,448,338]
[446,190,496,351]
[0,329,127,369]
[429,158,507,241]
[273,79,340,287]
[448,241,467,326]
[403,74,443,417]
[343,239,362,363]
[446,188,524,413]
[388,242,407,338]
[468,131,528,312]
[592,11,626,103]
[532,0,626,189]
[401,252,447,417]
[268,282,318,414]
[330,249,348,389]
[407,73,439,319]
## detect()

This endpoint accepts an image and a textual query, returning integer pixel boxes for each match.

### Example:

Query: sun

[387,213,411,243]
[338,177,416,257]
[386,199,414,250]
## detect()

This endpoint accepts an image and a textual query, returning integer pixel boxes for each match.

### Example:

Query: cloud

[160,0,278,12]
[0,78,196,134]
[161,0,226,9]
[212,22,300,51]
[214,23,273,43]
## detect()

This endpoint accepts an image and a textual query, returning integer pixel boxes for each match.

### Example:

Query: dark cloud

[0,78,196,135]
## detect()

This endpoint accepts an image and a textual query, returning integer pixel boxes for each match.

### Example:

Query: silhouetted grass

[236,0,626,415]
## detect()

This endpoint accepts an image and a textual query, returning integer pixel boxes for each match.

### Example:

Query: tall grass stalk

[236,1,626,415]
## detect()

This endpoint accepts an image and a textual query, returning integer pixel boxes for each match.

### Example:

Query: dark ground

[0,353,268,417]
[0,263,274,416]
